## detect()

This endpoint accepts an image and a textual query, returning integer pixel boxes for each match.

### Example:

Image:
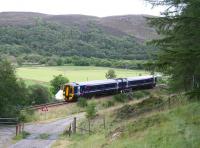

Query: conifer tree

[146,0,200,98]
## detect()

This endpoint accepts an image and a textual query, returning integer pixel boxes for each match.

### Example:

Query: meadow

[16,66,149,86]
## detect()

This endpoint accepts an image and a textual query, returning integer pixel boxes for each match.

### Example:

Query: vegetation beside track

[52,91,200,148]
[21,89,152,123]
[12,131,30,143]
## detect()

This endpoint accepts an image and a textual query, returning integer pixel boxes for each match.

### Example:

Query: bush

[102,100,115,108]
[132,91,150,99]
[28,84,51,105]
[86,103,97,119]
[13,131,30,141]
[39,133,50,139]
[105,69,117,79]
[113,93,129,103]
[77,97,88,108]
[117,104,134,119]
[19,109,38,122]
[56,58,64,66]
[46,59,57,66]
[50,74,69,94]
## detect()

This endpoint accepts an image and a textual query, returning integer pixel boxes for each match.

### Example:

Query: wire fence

[0,118,25,136]
[65,93,187,136]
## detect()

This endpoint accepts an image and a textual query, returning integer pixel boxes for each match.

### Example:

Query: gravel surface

[9,113,84,148]
[0,126,16,147]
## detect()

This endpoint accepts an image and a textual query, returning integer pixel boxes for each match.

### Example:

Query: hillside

[0,12,158,67]
[51,91,200,148]
[0,12,158,41]
[0,12,159,68]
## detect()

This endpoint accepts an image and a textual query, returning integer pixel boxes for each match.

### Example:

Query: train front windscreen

[64,85,74,101]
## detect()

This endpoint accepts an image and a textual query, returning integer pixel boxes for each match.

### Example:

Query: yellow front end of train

[64,85,75,101]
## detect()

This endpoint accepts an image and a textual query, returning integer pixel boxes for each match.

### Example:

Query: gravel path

[10,113,84,148]
[0,126,16,147]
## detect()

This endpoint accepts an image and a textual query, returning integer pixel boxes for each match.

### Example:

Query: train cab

[63,83,77,102]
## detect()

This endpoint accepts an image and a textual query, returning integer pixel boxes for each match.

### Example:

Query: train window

[74,86,78,93]
[80,86,84,93]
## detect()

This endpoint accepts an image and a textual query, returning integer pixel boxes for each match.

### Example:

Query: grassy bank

[52,94,200,148]
[21,89,151,123]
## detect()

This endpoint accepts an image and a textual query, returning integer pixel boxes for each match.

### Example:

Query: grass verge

[12,131,30,142]
[52,95,200,148]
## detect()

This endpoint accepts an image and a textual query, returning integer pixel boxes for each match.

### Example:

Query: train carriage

[57,75,157,102]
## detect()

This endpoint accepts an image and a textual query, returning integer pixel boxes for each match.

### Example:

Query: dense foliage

[77,97,88,108]
[0,60,28,117]
[12,54,146,69]
[50,74,69,95]
[146,0,200,98]
[86,103,97,119]
[28,84,52,105]
[0,20,154,65]
[105,69,117,79]
[0,60,58,117]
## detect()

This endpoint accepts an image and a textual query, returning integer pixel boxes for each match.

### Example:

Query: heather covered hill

[0,12,157,67]
[0,12,158,41]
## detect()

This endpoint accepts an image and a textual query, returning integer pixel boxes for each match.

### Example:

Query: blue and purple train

[58,75,157,102]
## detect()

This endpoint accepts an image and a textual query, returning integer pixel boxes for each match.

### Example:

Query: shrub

[77,97,88,108]
[113,93,129,103]
[46,59,57,66]
[132,91,150,99]
[13,131,30,141]
[50,74,69,94]
[39,133,50,139]
[102,100,115,108]
[105,69,117,79]
[19,109,38,122]
[28,84,52,105]
[117,104,134,119]
[86,103,97,119]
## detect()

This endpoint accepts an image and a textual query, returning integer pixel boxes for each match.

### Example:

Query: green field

[16,66,149,85]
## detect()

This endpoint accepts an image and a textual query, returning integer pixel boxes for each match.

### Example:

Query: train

[55,75,157,102]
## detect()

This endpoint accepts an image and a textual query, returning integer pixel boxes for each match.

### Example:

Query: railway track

[26,101,69,110]
[26,85,166,111]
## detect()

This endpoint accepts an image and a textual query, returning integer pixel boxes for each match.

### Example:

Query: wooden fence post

[168,97,171,108]
[69,124,71,137]
[18,124,21,134]
[22,123,24,132]
[88,119,91,134]
[72,117,76,134]
[16,124,19,136]
[103,116,106,129]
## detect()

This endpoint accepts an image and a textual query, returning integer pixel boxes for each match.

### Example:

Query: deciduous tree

[105,69,117,79]
[50,74,69,95]
[0,60,28,117]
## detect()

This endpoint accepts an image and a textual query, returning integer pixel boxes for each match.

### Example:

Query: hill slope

[0,12,158,41]
[53,99,200,148]
[0,12,158,66]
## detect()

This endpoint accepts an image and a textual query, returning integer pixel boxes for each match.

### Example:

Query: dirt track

[8,113,84,148]
[0,126,16,147]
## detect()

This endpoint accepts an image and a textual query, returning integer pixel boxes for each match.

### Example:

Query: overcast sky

[0,0,165,17]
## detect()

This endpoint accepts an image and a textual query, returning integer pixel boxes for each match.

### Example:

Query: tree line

[0,20,155,67]
[12,55,144,69]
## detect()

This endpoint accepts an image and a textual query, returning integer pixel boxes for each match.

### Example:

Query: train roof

[127,75,154,81]
[78,79,116,85]
[67,75,154,86]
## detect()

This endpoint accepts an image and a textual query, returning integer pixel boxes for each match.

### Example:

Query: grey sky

[0,0,165,17]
